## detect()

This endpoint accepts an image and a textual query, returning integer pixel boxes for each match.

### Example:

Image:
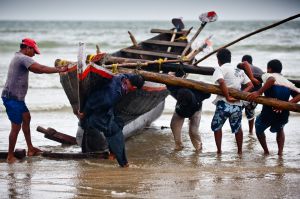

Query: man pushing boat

[77,72,144,167]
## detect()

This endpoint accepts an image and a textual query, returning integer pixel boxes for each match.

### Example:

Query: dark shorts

[211,101,243,134]
[2,97,29,124]
[255,112,289,134]
[244,101,257,120]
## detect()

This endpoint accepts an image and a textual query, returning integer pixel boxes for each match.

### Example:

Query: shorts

[211,101,243,134]
[2,97,29,124]
[244,101,257,120]
[255,112,288,134]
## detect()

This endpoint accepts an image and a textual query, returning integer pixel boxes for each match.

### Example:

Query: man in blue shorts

[2,38,68,163]
[247,59,300,155]
[211,48,253,154]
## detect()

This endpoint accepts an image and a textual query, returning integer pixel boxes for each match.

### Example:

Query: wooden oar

[194,13,300,65]
[181,11,217,56]
[119,69,300,113]
[128,31,138,48]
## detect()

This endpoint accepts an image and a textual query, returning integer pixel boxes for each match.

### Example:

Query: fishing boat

[53,18,195,147]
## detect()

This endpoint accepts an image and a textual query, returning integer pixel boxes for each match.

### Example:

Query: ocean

[0,20,299,198]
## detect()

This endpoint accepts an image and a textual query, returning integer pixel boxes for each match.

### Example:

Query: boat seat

[120,48,180,59]
[142,39,187,47]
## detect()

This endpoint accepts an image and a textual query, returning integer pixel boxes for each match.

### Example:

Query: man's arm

[242,82,254,93]
[238,61,260,86]
[29,63,67,74]
[218,79,236,102]
[247,76,275,101]
[289,93,300,103]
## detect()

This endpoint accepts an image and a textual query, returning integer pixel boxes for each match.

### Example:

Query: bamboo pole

[119,69,300,113]
[194,13,300,65]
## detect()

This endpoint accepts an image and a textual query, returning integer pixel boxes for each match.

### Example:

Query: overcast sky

[0,0,299,21]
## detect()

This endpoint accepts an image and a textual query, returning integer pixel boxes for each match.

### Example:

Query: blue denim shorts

[255,112,288,134]
[211,101,243,134]
[2,97,29,124]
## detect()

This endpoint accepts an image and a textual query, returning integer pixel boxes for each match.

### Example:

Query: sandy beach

[0,106,299,198]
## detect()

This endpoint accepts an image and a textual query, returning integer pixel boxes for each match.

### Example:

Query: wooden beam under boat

[42,151,109,159]
[119,69,300,113]
[0,149,26,160]
[36,126,77,145]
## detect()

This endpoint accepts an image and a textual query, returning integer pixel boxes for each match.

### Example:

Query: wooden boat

[53,21,193,146]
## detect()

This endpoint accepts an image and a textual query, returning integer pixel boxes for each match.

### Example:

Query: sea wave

[236,44,300,52]
[29,104,72,112]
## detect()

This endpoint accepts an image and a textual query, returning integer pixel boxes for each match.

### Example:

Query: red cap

[21,38,40,54]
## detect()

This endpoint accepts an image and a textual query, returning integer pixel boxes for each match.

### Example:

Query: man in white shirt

[211,48,253,154]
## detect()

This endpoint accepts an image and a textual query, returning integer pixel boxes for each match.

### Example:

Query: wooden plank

[36,126,77,145]
[0,149,26,159]
[151,28,187,34]
[42,151,109,159]
[142,39,187,47]
[121,48,179,59]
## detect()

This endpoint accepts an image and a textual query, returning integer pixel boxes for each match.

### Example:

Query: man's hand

[272,107,282,114]
[226,96,238,103]
[247,91,261,101]
[77,110,85,119]
[56,65,68,73]
[250,77,261,86]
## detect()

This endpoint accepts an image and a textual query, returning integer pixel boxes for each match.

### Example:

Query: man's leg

[245,102,256,134]
[235,128,243,154]
[211,102,228,154]
[255,114,270,155]
[22,112,42,156]
[170,112,185,150]
[214,129,222,154]
[7,122,22,163]
[276,128,285,156]
[189,110,202,151]
[248,119,254,134]
[229,105,243,154]
[256,132,269,155]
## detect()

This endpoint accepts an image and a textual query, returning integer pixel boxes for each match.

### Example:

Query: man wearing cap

[1,38,68,163]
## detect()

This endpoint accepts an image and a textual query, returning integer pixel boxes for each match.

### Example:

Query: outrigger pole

[193,13,300,65]
[77,42,86,112]
[119,68,300,113]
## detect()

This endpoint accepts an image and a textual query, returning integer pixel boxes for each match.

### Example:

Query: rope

[112,63,118,74]
[136,61,142,70]
[175,36,187,41]
[156,58,164,72]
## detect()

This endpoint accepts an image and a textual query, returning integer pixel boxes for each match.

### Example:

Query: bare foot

[27,147,43,156]
[108,153,116,161]
[194,145,202,152]
[7,155,17,164]
[121,163,129,168]
[174,144,184,151]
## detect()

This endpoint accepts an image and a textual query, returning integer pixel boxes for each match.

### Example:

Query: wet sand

[0,109,299,198]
